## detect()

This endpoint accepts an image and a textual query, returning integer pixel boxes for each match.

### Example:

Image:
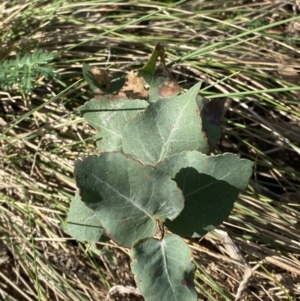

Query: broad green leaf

[131,234,197,301]
[80,98,148,152]
[122,83,209,165]
[156,151,253,237]
[74,153,184,247]
[66,191,105,242]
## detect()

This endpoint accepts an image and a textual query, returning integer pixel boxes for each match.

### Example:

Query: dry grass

[0,0,300,300]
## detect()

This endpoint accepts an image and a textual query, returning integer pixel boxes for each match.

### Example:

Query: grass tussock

[0,0,300,300]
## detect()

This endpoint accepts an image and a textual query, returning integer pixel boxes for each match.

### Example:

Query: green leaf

[198,97,225,147]
[0,50,56,93]
[66,191,105,242]
[74,153,184,247]
[131,234,197,301]
[140,44,163,75]
[122,83,209,165]
[157,151,253,237]
[80,97,148,152]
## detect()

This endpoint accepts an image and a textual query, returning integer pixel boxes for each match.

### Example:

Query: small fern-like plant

[66,44,253,301]
[0,50,56,93]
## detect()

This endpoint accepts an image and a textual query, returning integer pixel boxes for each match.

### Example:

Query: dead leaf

[90,67,111,91]
[118,70,149,99]
[117,43,180,101]
[89,43,181,101]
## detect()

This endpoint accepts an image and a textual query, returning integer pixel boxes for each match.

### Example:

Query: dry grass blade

[212,229,252,301]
